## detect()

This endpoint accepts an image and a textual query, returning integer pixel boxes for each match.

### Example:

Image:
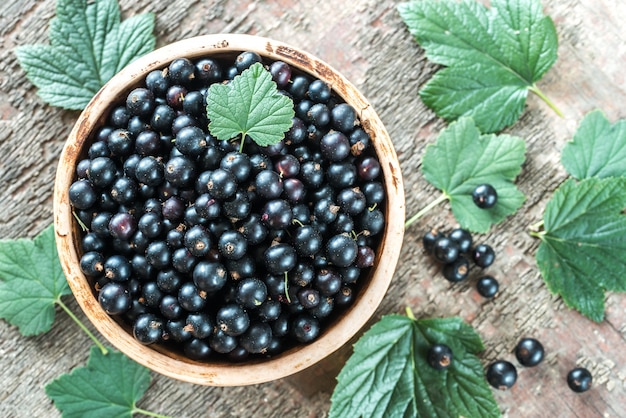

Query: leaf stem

[529,84,564,118]
[57,298,108,355]
[404,194,448,229]
[132,407,172,418]
[405,306,417,321]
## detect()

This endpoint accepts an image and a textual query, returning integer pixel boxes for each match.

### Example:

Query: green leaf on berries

[329,313,499,418]
[535,177,626,322]
[206,62,295,147]
[14,0,155,110]
[561,109,626,180]
[422,117,526,233]
[397,0,560,133]
[0,224,70,336]
[46,346,166,418]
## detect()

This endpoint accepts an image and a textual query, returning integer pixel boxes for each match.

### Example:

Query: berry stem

[284,272,291,303]
[529,84,564,118]
[72,210,89,232]
[132,407,172,418]
[56,298,108,355]
[404,194,448,229]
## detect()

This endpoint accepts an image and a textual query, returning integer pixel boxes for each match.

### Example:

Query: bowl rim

[53,33,405,386]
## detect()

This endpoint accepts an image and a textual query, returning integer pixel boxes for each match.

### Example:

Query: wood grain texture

[1,0,625,417]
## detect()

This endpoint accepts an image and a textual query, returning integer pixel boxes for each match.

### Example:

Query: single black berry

[448,228,473,253]
[427,344,453,370]
[476,275,499,298]
[442,256,470,282]
[567,367,593,393]
[472,184,498,209]
[514,338,545,367]
[472,244,496,268]
[432,236,460,264]
[486,360,517,390]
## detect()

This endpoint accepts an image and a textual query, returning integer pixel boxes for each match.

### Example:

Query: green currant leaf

[329,314,500,418]
[397,0,560,133]
[561,109,626,179]
[0,224,70,336]
[45,346,166,418]
[206,62,295,147]
[14,0,155,110]
[422,117,526,233]
[535,177,626,322]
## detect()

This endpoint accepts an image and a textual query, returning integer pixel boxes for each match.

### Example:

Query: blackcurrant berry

[476,275,499,298]
[472,244,496,268]
[515,338,545,367]
[486,360,517,390]
[98,282,132,315]
[567,367,593,393]
[472,184,498,209]
[216,303,250,336]
[448,228,473,253]
[427,344,453,370]
[432,236,460,264]
[325,234,358,267]
[133,313,163,345]
[442,256,470,282]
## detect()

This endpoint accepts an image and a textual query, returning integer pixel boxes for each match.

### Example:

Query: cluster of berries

[68,51,386,361]
[428,338,593,393]
[422,227,498,298]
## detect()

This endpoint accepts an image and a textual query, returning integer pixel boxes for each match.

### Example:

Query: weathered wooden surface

[1,0,625,417]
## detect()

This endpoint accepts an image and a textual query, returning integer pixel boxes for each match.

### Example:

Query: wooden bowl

[53,34,405,386]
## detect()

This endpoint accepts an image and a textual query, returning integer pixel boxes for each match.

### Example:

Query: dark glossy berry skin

[69,179,97,210]
[216,303,250,336]
[104,255,132,282]
[108,213,137,241]
[269,60,291,88]
[184,338,212,360]
[240,322,272,354]
[291,314,320,343]
[331,103,356,133]
[178,282,207,312]
[235,51,262,72]
[472,244,496,268]
[261,199,293,230]
[427,344,453,370]
[486,360,517,390]
[168,58,196,85]
[325,234,358,267]
[236,278,268,309]
[476,275,499,298]
[472,183,498,209]
[567,367,593,393]
[515,338,545,367]
[126,88,155,117]
[133,313,163,344]
[442,256,470,282]
[320,131,350,162]
[98,282,132,315]
[432,236,460,264]
[422,229,443,254]
[190,261,225,295]
[88,156,117,188]
[307,79,331,103]
[448,228,473,253]
[218,230,248,260]
[207,168,237,200]
[175,126,206,157]
[264,243,297,275]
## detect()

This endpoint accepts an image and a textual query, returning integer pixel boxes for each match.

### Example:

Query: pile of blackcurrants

[422,227,499,298]
[68,51,386,361]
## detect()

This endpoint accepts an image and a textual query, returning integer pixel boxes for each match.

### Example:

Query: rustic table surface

[1,0,626,417]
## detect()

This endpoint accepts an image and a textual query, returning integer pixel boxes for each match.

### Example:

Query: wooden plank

[0,0,625,416]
